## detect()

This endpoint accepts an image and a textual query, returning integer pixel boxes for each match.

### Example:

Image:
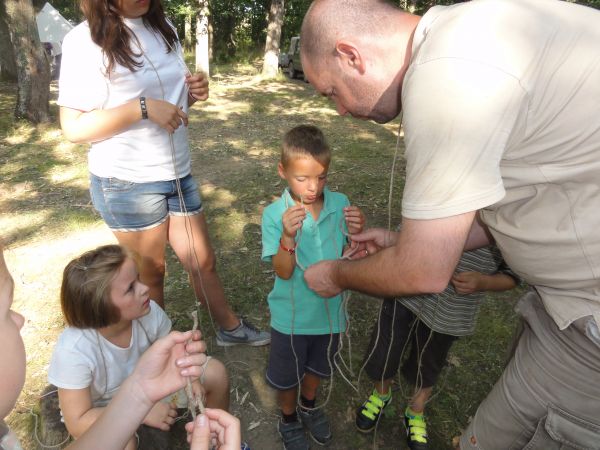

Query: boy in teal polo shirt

[261,125,365,450]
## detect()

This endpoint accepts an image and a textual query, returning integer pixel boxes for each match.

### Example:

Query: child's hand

[451,271,483,294]
[344,206,365,235]
[186,72,209,102]
[143,400,178,431]
[186,408,241,450]
[282,205,306,238]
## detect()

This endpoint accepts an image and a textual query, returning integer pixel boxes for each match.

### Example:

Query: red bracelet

[279,238,297,254]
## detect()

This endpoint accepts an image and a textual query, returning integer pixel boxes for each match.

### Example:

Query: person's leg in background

[356,300,414,433]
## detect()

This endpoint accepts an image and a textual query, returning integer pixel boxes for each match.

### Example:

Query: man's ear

[335,41,366,74]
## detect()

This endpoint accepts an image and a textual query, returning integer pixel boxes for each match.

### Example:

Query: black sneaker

[298,406,332,445]
[216,318,271,347]
[404,407,429,450]
[278,419,309,450]
[355,391,391,433]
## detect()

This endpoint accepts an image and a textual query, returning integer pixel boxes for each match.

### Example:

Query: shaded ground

[1,66,520,450]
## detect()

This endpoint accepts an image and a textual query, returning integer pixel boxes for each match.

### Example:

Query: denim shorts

[90,173,203,232]
[266,328,340,390]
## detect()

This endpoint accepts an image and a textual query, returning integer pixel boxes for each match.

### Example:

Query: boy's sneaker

[298,406,332,445]
[404,407,429,450]
[355,390,391,433]
[278,419,309,450]
[216,318,271,346]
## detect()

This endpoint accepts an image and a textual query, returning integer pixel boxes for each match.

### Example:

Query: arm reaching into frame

[67,330,206,450]
[304,211,476,298]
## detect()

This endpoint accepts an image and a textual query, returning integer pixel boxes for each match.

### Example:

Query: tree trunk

[208,18,213,62]
[195,0,209,74]
[0,2,17,81]
[4,0,50,123]
[184,13,192,53]
[262,0,285,78]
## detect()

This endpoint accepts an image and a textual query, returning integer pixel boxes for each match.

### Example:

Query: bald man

[300,0,600,449]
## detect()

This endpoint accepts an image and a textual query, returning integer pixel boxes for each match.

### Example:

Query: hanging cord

[28,389,71,449]
[138,32,217,415]
[139,37,217,336]
[185,311,206,419]
[284,191,358,411]
[357,113,404,387]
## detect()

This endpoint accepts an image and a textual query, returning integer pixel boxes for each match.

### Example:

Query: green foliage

[45,0,600,71]
[39,0,82,23]
[281,0,311,45]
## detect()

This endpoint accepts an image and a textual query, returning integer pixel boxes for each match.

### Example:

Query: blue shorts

[90,173,203,232]
[266,328,340,391]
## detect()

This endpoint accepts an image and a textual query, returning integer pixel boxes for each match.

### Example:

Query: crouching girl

[48,245,229,449]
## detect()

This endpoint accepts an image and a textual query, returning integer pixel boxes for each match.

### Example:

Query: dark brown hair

[80,0,178,74]
[60,245,135,329]
[282,125,331,168]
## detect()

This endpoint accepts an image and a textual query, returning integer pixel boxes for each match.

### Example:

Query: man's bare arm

[304,211,476,298]
[464,213,494,250]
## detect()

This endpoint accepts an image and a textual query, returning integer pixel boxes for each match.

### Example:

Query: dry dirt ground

[2,66,518,450]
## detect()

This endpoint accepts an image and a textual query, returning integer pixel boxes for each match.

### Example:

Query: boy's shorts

[363,299,457,389]
[266,328,340,390]
[90,173,203,232]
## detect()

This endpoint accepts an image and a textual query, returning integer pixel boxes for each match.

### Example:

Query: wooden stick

[185,311,205,419]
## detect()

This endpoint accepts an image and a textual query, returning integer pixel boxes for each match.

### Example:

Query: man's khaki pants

[460,291,600,450]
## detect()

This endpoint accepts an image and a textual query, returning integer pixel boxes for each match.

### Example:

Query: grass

[1,64,519,449]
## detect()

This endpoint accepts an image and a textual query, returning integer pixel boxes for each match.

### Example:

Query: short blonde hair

[60,245,135,329]
[281,125,331,168]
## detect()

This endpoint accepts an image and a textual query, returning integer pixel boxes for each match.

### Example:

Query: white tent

[36,2,73,56]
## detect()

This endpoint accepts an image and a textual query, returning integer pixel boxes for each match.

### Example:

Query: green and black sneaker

[404,407,429,450]
[355,389,391,433]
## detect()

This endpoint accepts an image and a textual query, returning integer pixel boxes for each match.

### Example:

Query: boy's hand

[282,205,306,238]
[344,206,365,235]
[349,228,398,256]
[451,271,483,294]
[143,401,178,431]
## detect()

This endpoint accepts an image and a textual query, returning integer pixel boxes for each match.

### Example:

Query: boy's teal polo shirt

[261,187,349,335]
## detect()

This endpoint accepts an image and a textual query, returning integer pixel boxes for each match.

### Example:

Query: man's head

[300,0,419,123]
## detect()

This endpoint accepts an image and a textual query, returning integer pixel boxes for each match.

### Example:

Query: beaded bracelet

[279,238,297,254]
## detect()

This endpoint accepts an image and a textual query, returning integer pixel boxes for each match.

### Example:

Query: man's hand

[186,409,241,450]
[186,72,209,102]
[304,260,342,298]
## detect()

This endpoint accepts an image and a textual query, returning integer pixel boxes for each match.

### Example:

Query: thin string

[29,407,72,449]
[283,190,357,411]
[357,115,403,387]
[138,34,213,418]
